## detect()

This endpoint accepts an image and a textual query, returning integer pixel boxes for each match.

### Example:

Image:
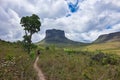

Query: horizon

[0,0,120,43]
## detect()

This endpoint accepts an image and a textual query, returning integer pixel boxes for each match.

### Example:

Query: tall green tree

[20,14,41,54]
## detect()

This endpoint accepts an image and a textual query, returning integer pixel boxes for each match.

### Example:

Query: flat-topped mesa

[45,29,66,39]
[39,29,84,45]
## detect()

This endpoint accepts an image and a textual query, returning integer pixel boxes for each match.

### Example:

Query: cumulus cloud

[0,6,24,42]
[0,0,120,43]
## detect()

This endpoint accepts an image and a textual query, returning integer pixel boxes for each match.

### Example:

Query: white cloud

[0,0,120,43]
[0,7,23,42]
[34,0,68,18]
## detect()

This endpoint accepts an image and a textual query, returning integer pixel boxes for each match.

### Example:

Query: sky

[0,0,120,43]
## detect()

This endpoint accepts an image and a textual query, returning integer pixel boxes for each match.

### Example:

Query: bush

[45,46,49,50]
[5,54,14,61]
[91,52,120,65]
[91,52,106,62]
[30,51,36,60]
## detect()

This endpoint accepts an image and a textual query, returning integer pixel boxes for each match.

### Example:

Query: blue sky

[0,0,120,43]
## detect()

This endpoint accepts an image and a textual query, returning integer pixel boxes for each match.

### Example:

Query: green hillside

[83,41,120,55]
[0,40,37,80]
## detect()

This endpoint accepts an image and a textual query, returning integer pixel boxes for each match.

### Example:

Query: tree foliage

[20,14,41,54]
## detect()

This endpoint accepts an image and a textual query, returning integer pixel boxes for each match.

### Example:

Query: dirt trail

[34,56,46,80]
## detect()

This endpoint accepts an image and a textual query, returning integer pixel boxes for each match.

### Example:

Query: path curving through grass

[34,56,46,80]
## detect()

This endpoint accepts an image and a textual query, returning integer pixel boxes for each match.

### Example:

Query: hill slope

[82,31,120,55]
[83,41,120,55]
[94,31,120,43]
[0,40,37,80]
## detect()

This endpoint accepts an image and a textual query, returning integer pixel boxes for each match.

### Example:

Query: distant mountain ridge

[93,31,120,43]
[38,29,120,45]
[38,29,84,45]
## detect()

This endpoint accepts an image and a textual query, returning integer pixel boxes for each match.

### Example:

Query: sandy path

[34,56,46,80]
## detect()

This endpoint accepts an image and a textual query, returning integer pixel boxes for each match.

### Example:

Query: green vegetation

[38,45,120,80]
[1,39,120,80]
[0,40,37,80]
[83,41,120,55]
[91,51,120,65]
[20,14,41,54]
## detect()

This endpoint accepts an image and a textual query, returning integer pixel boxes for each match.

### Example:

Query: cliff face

[39,29,84,45]
[44,29,67,42]
[94,32,120,43]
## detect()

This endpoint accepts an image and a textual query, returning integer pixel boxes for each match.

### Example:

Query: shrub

[91,52,106,62]
[30,51,36,60]
[45,46,49,50]
[91,52,120,65]
[5,54,14,61]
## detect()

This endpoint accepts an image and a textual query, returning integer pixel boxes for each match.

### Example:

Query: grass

[82,41,120,55]
[0,40,37,80]
[1,39,120,80]
[38,45,120,80]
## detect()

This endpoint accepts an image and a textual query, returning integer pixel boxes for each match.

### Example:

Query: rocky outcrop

[44,29,67,42]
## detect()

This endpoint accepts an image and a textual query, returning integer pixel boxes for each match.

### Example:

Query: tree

[20,14,41,54]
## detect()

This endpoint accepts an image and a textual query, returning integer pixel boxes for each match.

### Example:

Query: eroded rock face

[44,29,68,43]
[45,29,66,39]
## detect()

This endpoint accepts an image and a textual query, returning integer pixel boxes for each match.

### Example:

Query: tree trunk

[28,33,32,54]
